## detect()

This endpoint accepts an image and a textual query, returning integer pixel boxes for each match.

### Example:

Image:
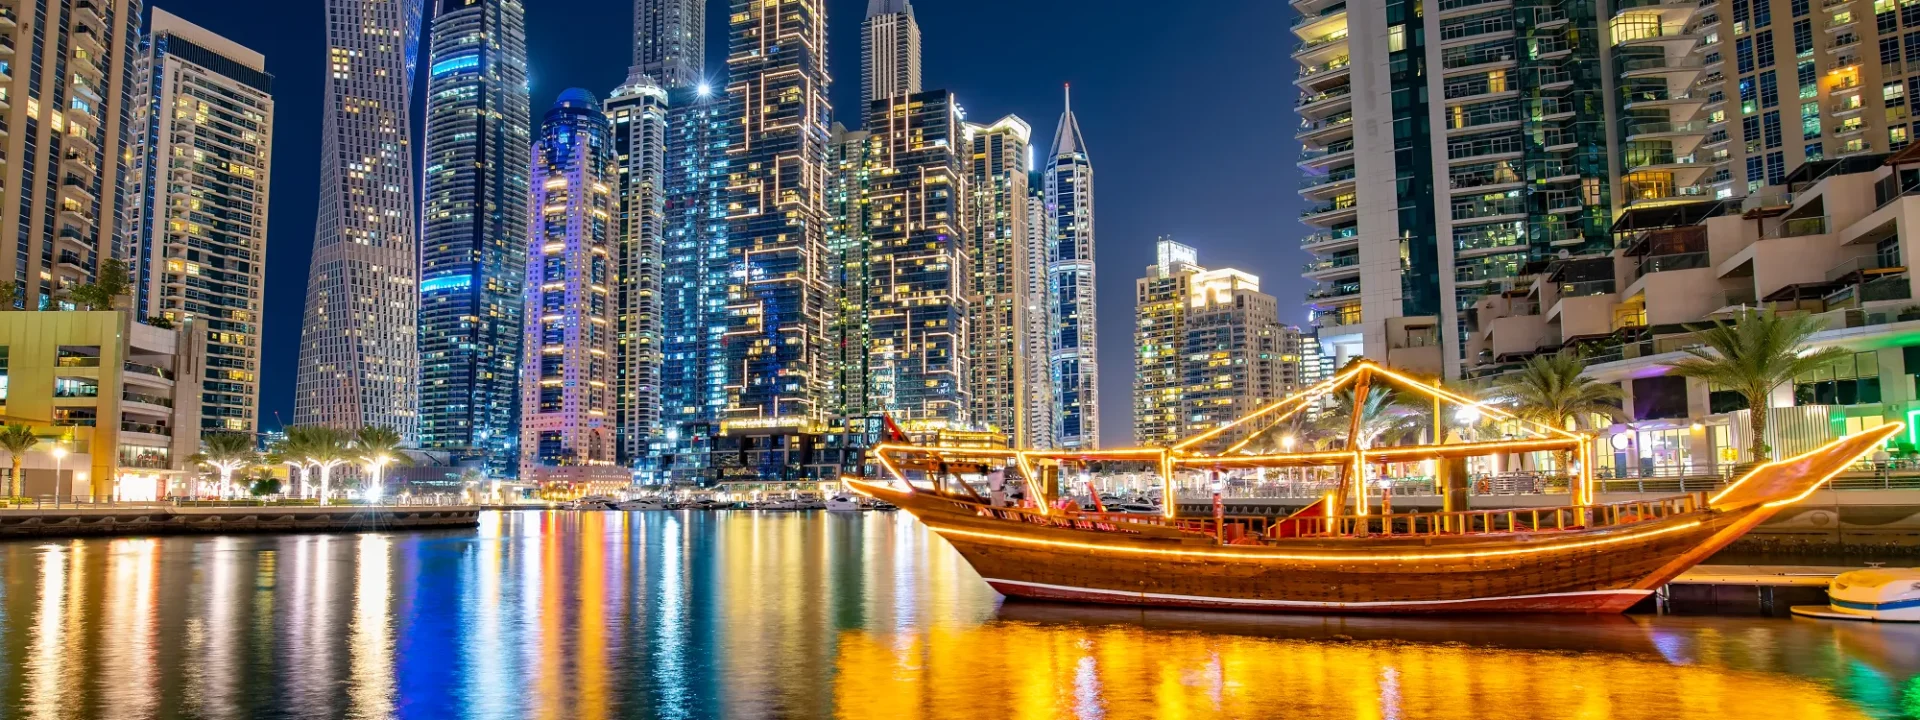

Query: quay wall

[0,505,482,539]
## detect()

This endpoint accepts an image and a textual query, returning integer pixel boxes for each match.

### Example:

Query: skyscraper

[722,0,833,427]
[418,0,530,477]
[864,90,971,427]
[1023,181,1056,449]
[861,0,921,110]
[0,0,143,308]
[1133,239,1200,447]
[298,0,424,437]
[657,84,730,483]
[825,123,878,421]
[1045,86,1098,449]
[129,9,274,434]
[520,89,624,489]
[608,69,669,474]
[632,0,704,90]
[964,115,1033,445]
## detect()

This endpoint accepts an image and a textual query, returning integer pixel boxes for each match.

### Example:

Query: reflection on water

[0,511,1915,719]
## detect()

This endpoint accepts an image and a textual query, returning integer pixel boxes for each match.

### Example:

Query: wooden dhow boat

[849,361,1899,614]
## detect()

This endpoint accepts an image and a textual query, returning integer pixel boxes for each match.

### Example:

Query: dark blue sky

[150,0,1307,446]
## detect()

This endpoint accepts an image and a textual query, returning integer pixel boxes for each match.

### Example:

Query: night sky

[148,0,1307,447]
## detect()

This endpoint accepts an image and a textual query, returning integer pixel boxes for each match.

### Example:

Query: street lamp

[51,446,67,504]
[364,454,391,503]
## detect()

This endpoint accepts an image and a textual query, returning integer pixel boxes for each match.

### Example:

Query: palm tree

[267,429,313,499]
[300,427,354,505]
[1306,387,1425,450]
[354,426,407,502]
[191,432,257,500]
[1492,350,1627,475]
[0,424,39,499]
[1665,308,1847,462]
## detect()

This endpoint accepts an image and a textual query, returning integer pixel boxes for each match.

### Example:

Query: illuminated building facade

[862,0,921,109]
[721,0,833,427]
[657,85,729,483]
[128,10,273,434]
[1045,87,1099,449]
[608,70,668,474]
[298,0,424,437]
[964,115,1033,445]
[418,0,530,477]
[632,0,703,90]
[1023,181,1057,448]
[1133,239,1201,447]
[864,90,971,428]
[826,123,878,420]
[1180,269,1293,438]
[0,0,142,308]
[520,89,625,487]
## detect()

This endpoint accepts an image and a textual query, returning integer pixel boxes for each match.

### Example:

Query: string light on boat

[920,520,1709,563]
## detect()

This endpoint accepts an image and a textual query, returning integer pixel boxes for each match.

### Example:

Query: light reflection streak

[26,544,68,720]
[652,514,690,718]
[347,535,395,718]
[466,515,510,719]
[99,539,158,718]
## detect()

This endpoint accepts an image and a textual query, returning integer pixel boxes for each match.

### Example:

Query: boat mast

[1338,367,1372,518]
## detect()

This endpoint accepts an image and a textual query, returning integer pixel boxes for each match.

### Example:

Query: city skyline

[149,0,1302,449]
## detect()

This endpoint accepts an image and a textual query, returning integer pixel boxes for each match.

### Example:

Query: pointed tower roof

[1050,84,1088,160]
[867,0,912,16]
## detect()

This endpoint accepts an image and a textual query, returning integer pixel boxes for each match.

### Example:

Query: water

[0,510,1916,720]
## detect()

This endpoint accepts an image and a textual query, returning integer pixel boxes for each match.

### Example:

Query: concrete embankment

[0,505,481,539]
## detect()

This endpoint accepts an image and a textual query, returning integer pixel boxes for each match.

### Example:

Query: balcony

[1437,0,1512,14]
[1299,168,1357,199]
[1296,84,1352,116]
[1296,112,1354,144]
[120,421,173,438]
[1303,254,1362,279]
[1768,215,1828,238]
[1448,165,1523,193]
[124,361,175,382]
[1296,56,1351,88]
[1622,151,1699,173]
[1624,120,1708,142]
[1302,230,1361,253]
[1298,141,1355,171]
[1308,282,1362,304]
[1301,196,1360,225]
[1292,3,1347,36]
[1293,29,1350,61]
[1619,55,1704,81]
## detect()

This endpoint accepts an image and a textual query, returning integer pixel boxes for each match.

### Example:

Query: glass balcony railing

[1624,120,1709,136]
[1291,3,1346,29]
[1300,168,1357,190]
[1308,283,1362,301]
[1297,111,1352,135]
[1304,255,1361,273]
[1300,142,1354,162]
[124,361,173,380]
[1769,216,1828,238]
[1301,230,1359,249]
[1641,252,1710,274]
[1303,196,1360,217]
[1297,56,1351,78]
[1297,84,1352,108]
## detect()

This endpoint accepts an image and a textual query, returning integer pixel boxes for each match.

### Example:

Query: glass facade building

[1045,88,1099,449]
[418,0,530,476]
[657,86,729,483]
[608,69,669,476]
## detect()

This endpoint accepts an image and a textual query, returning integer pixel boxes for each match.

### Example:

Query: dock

[0,503,482,539]
[1658,564,1854,616]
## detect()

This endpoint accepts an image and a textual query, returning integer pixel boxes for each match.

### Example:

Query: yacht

[826,495,865,512]
[615,498,668,511]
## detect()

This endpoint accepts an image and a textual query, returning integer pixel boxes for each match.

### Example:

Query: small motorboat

[572,497,618,511]
[1113,503,1161,515]
[615,498,668,511]
[1792,568,1920,622]
[826,495,865,512]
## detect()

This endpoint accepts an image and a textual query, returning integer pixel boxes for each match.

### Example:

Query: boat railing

[1267,492,1709,539]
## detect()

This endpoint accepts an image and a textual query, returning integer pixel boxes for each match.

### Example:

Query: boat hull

[986,579,1650,614]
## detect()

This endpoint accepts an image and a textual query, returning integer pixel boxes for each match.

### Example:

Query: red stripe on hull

[986,581,1650,615]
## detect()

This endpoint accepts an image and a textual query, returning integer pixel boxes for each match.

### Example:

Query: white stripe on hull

[985,578,1653,612]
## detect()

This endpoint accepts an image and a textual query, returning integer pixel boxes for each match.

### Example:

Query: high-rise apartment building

[608,69,669,473]
[657,85,730,482]
[1133,239,1201,447]
[632,0,704,90]
[1045,87,1099,449]
[862,0,921,110]
[1023,181,1057,448]
[1296,0,1918,380]
[826,122,877,421]
[864,90,971,427]
[1132,240,1298,446]
[0,0,142,308]
[298,0,424,436]
[722,0,833,427]
[128,9,273,434]
[418,0,530,477]
[964,115,1033,444]
[520,89,624,488]
[1181,270,1294,440]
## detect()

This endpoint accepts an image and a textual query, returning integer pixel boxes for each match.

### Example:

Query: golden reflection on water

[0,512,1914,719]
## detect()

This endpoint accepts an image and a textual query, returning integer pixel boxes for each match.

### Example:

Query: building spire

[1051,83,1087,159]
